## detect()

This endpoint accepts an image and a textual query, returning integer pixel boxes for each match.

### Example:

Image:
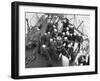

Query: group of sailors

[36,15,89,66]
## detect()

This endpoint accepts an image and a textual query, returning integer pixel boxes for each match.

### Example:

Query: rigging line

[77,21,84,29]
